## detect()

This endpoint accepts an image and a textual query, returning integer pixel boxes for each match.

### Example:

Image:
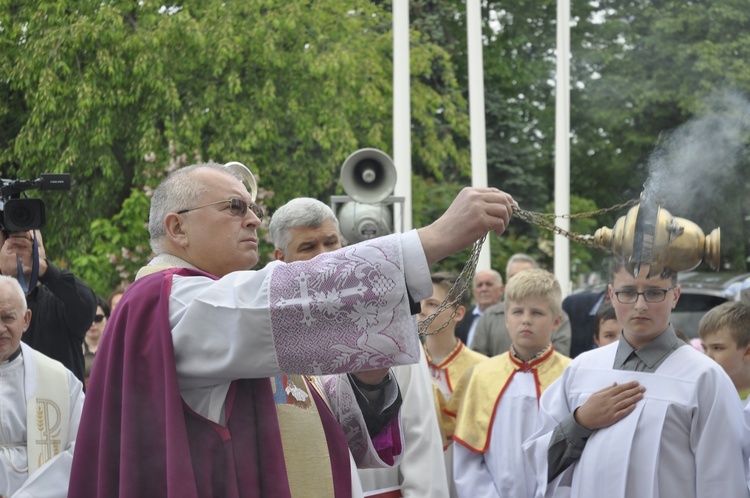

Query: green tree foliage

[4,0,749,293]
[414,0,750,276]
[410,175,543,277]
[69,189,151,296]
[1,1,470,284]
[408,0,603,279]
[537,196,608,278]
[570,0,750,271]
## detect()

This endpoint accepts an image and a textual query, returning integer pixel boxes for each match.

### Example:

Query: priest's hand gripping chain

[417,199,639,337]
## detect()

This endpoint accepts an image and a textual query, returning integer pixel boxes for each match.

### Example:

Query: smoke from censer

[641,89,750,219]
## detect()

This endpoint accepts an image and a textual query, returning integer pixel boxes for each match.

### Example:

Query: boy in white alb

[524,258,749,498]
[445,269,569,497]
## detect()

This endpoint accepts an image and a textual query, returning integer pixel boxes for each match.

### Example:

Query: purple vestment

[69,268,352,497]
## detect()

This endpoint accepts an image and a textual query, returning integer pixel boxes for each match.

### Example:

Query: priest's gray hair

[269,197,340,252]
[149,162,243,254]
[0,275,28,313]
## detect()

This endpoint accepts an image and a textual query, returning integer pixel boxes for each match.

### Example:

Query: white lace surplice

[169,232,428,424]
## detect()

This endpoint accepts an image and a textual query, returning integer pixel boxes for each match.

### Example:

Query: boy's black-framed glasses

[177,197,263,220]
[613,285,676,304]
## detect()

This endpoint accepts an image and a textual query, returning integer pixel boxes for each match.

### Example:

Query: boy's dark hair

[699,301,750,348]
[431,271,469,309]
[609,255,678,285]
[594,301,617,339]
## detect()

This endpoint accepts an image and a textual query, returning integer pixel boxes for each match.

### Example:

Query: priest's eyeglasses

[613,286,676,304]
[177,197,263,220]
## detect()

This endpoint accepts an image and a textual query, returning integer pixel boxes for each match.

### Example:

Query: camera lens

[4,199,46,231]
[11,205,33,225]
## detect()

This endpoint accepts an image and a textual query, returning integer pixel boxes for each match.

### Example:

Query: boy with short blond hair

[445,269,570,497]
[699,301,750,404]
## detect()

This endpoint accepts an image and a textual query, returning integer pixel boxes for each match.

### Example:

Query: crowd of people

[1,159,750,498]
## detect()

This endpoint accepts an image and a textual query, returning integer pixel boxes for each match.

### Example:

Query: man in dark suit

[562,289,607,358]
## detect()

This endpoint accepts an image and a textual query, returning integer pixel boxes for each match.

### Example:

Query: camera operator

[0,229,96,384]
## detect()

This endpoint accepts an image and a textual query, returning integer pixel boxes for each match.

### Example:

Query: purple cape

[68,268,298,497]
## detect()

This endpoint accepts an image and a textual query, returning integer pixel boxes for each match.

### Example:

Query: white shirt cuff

[400,229,432,303]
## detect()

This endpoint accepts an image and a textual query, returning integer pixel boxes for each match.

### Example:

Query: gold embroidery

[34,398,63,465]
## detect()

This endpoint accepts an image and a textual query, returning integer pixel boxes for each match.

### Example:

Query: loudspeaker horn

[340,148,397,204]
[337,201,393,243]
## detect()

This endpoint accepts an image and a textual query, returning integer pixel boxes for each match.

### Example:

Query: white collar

[148,253,201,270]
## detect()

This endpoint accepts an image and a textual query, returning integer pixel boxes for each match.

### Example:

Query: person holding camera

[0,229,97,384]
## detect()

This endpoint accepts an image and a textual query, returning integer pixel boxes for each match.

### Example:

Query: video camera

[0,174,71,232]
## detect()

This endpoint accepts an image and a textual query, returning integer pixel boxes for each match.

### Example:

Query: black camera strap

[16,232,40,292]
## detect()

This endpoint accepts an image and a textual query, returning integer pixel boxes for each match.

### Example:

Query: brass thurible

[593,202,720,278]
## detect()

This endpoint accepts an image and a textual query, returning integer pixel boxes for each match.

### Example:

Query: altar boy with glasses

[524,256,749,498]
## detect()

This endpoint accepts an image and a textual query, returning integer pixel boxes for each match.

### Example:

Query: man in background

[563,289,607,358]
[455,269,503,347]
[271,197,449,498]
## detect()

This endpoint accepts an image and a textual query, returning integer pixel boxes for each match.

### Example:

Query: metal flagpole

[554,0,572,295]
[467,0,491,271]
[393,0,413,232]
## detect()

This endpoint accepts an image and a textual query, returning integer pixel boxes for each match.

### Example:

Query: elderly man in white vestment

[68,162,515,497]
[270,197,449,498]
[0,275,84,498]
[524,257,750,498]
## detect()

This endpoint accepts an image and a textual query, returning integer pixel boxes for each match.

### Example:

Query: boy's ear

[670,284,681,308]
[452,305,466,323]
[743,343,750,362]
[552,313,563,332]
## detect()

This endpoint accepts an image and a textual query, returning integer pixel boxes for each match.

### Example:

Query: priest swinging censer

[418,195,721,336]
[215,160,720,334]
